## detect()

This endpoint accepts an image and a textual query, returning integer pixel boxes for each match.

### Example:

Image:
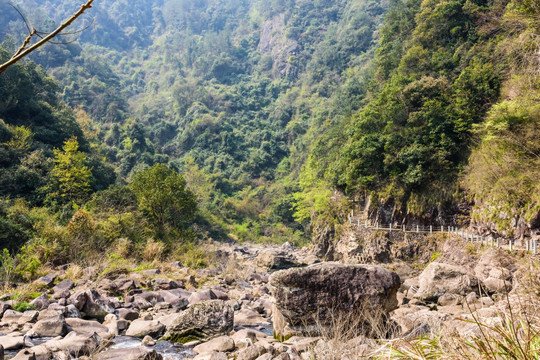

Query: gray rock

[193,336,235,354]
[269,263,401,338]
[28,314,68,337]
[0,335,25,350]
[474,248,514,293]
[134,292,164,306]
[1,309,22,324]
[234,308,268,327]
[163,300,234,342]
[34,273,57,287]
[415,262,482,302]
[125,319,165,338]
[11,348,38,360]
[17,310,38,325]
[0,301,11,318]
[256,249,299,270]
[237,345,266,360]
[117,308,139,321]
[29,295,49,311]
[52,279,74,298]
[66,318,109,336]
[188,290,217,305]
[93,346,163,360]
[65,304,81,318]
[68,290,114,320]
[44,331,102,357]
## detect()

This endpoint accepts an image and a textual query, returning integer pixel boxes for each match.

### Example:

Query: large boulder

[27,314,68,338]
[163,300,234,343]
[414,262,482,302]
[473,248,515,293]
[269,263,401,338]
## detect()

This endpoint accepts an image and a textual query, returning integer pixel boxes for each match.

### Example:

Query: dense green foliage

[1,0,539,276]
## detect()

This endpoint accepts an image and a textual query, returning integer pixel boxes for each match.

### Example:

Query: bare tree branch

[0,0,94,75]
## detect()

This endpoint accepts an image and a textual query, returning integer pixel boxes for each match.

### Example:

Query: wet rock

[164,300,234,342]
[125,319,165,338]
[93,346,163,360]
[415,262,482,302]
[269,263,400,338]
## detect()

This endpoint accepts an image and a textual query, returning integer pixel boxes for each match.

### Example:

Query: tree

[129,164,197,236]
[51,137,92,203]
[0,0,94,75]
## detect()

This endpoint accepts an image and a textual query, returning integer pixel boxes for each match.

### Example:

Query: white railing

[346,211,538,255]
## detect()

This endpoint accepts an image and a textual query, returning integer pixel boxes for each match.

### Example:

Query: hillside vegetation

[0,0,539,276]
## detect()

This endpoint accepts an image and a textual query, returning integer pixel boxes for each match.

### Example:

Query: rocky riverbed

[1,231,538,360]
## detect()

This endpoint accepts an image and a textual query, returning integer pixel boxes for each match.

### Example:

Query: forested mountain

[0,0,538,271]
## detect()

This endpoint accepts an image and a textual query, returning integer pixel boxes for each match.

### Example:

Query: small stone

[141,335,155,346]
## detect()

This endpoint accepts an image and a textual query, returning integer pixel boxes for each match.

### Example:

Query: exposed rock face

[163,300,234,342]
[414,262,482,302]
[258,14,298,78]
[269,263,401,338]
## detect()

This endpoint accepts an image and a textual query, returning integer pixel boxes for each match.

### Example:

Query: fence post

[376,222,379,230]
[527,240,530,252]
[497,238,499,248]
[357,219,360,227]
[416,225,419,233]
[534,240,538,255]
[509,240,513,251]
[390,223,392,233]
[430,225,432,234]
[402,224,405,232]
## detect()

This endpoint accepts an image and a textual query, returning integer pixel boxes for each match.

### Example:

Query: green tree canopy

[51,137,92,203]
[129,164,197,236]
